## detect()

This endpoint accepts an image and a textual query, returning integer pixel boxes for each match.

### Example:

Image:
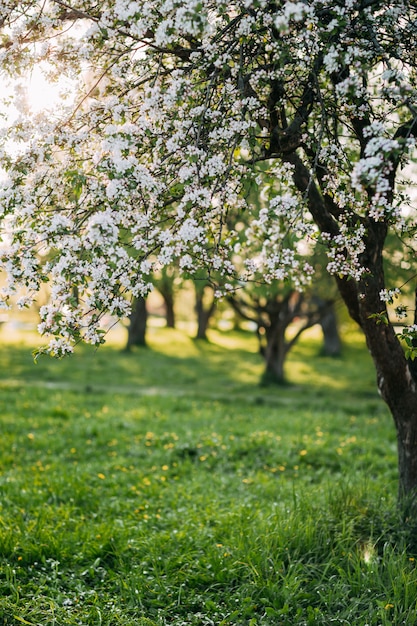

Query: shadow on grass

[0,327,382,414]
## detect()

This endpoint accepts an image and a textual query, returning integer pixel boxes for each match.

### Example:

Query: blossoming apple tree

[1,0,417,504]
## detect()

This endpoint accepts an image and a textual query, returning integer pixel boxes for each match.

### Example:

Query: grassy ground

[0,325,416,625]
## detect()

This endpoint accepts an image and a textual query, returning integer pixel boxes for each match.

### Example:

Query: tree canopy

[1,1,417,498]
[0,0,413,352]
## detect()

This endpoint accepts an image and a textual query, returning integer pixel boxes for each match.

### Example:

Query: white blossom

[0,0,415,353]
[380,288,400,304]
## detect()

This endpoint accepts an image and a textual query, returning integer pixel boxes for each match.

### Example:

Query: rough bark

[354,294,417,509]
[355,277,417,507]
[288,153,417,508]
[343,224,417,505]
[286,151,417,505]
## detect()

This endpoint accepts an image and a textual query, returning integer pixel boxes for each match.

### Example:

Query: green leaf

[368,312,389,325]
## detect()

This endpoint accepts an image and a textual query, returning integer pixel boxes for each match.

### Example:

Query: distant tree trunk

[158,269,176,328]
[230,291,332,386]
[195,283,216,340]
[259,292,305,385]
[229,291,309,385]
[318,300,342,357]
[261,322,288,385]
[160,288,175,328]
[126,295,148,350]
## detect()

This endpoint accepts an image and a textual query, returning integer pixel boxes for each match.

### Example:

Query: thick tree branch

[283,152,340,236]
[52,0,101,22]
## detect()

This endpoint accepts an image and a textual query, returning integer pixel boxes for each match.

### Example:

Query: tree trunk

[162,290,176,328]
[393,398,417,511]
[319,301,341,357]
[158,271,176,328]
[363,318,417,508]
[261,323,288,385]
[126,295,148,350]
[195,284,216,340]
[288,151,417,507]
[339,267,417,509]
[229,291,309,385]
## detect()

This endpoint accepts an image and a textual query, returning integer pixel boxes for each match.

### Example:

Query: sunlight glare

[26,66,75,114]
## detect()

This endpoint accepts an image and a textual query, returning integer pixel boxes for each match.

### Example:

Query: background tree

[315,297,342,358]
[155,267,177,329]
[194,280,217,341]
[1,1,417,506]
[125,295,148,350]
[229,287,336,385]
[307,245,343,358]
